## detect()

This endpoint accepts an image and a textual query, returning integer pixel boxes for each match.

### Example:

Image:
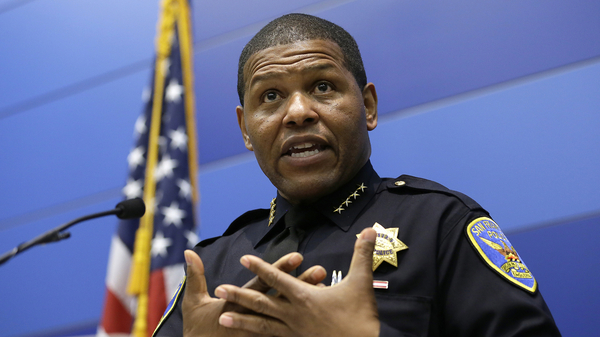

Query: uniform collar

[253,161,381,248]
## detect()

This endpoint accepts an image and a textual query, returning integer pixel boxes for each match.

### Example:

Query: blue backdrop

[0,1,598,336]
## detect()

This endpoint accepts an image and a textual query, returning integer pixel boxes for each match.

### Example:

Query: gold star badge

[359,223,408,271]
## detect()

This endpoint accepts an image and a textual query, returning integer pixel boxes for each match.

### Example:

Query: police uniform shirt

[154,161,561,337]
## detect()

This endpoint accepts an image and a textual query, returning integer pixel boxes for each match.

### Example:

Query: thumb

[182,250,209,307]
[346,228,376,286]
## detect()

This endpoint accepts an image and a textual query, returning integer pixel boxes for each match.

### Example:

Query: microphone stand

[0,209,120,266]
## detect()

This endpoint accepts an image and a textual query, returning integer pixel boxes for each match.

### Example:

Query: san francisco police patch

[466,217,537,293]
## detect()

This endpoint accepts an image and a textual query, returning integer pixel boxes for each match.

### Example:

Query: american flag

[98,1,198,336]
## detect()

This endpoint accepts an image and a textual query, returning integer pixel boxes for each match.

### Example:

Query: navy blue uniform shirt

[154,161,561,336]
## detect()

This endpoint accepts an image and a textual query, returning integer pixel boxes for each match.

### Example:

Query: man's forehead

[248,61,339,88]
[243,39,346,86]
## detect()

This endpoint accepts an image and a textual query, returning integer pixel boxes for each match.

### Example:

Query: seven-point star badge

[359,223,408,271]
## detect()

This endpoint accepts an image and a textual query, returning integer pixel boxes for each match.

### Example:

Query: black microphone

[115,197,146,219]
[0,198,146,265]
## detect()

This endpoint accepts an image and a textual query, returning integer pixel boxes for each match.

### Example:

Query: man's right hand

[181,250,326,337]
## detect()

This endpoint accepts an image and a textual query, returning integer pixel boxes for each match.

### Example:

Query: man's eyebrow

[249,63,337,89]
[249,72,283,88]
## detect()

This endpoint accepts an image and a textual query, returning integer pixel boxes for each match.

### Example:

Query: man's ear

[236,106,253,151]
[362,83,378,131]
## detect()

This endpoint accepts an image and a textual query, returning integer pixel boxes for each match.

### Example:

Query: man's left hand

[213,228,381,337]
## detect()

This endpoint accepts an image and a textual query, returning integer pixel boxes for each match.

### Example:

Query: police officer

[154,13,561,337]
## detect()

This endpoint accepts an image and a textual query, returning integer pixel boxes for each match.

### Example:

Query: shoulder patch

[466,217,537,293]
[152,276,186,336]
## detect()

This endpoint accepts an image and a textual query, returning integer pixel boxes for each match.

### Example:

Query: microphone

[0,198,146,266]
[115,197,146,219]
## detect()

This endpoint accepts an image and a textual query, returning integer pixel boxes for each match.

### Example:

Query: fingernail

[184,250,192,265]
[312,268,326,282]
[363,229,376,243]
[219,313,234,327]
[240,256,250,268]
[288,253,302,266]
[215,287,227,299]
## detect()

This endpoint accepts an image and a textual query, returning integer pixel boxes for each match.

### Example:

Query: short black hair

[237,13,367,106]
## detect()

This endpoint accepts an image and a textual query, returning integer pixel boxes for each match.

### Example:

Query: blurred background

[0,0,598,336]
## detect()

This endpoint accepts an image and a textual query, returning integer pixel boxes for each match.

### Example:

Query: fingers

[215,285,288,320]
[239,255,302,299]
[219,311,289,336]
[298,265,327,285]
[346,228,376,286]
[183,250,209,305]
[242,252,303,292]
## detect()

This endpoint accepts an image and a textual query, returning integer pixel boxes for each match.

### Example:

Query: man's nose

[282,93,319,127]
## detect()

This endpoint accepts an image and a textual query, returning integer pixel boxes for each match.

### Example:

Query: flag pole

[177,0,199,207]
[128,1,177,336]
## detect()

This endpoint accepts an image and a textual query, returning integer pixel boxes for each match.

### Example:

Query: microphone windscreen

[115,198,146,219]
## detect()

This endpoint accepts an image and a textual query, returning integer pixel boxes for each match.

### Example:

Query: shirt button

[394,181,406,186]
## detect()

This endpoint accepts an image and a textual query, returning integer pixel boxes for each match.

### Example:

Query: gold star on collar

[333,183,366,214]
[358,223,408,271]
[267,198,276,227]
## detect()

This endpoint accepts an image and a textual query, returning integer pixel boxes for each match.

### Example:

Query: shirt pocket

[375,293,432,337]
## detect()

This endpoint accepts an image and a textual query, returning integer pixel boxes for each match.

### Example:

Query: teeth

[290,142,315,150]
[291,149,320,158]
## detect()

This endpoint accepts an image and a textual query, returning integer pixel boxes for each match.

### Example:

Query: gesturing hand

[214,228,380,337]
[182,250,327,337]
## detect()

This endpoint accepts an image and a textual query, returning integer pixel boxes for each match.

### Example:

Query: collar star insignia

[333,183,366,214]
[267,198,276,226]
[358,223,408,271]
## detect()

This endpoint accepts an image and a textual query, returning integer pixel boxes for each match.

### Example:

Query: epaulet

[196,208,269,248]
[384,174,483,211]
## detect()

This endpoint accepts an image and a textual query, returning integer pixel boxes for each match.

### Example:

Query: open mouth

[285,142,326,158]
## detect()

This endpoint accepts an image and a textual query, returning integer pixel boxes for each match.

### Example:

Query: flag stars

[127,146,145,170]
[151,231,172,257]
[155,153,178,181]
[169,126,188,151]
[165,79,183,103]
[177,179,192,200]
[123,178,143,199]
[162,201,186,227]
[184,230,199,248]
[135,115,147,136]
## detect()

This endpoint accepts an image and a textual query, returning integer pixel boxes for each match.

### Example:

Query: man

[154,14,561,336]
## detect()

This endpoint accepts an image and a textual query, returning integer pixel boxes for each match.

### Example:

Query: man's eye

[263,91,280,103]
[314,82,332,94]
